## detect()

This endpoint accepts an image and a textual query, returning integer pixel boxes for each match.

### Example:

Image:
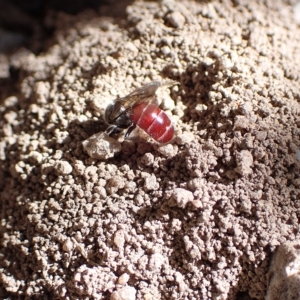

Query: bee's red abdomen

[130,102,174,143]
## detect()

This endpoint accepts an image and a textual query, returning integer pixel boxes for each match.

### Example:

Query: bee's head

[104,102,133,135]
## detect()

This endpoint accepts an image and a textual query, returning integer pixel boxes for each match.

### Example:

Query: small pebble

[110,286,136,300]
[172,188,194,208]
[167,11,185,28]
[54,161,73,175]
[82,132,122,159]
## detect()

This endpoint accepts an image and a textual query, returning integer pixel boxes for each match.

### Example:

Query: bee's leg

[125,124,136,138]
[105,125,118,135]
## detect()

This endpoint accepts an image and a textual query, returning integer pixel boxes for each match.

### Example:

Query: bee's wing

[120,81,161,108]
[121,80,178,109]
[108,80,178,122]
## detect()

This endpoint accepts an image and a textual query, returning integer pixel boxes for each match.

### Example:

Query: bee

[104,81,177,143]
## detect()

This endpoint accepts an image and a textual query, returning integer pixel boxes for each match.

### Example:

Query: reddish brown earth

[1,0,300,299]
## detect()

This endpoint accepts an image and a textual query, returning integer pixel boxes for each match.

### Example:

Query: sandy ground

[1,0,300,299]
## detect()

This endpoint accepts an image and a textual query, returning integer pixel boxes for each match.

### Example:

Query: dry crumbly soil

[1,0,300,299]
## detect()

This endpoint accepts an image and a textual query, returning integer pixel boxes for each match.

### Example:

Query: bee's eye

[104,104,114,124]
